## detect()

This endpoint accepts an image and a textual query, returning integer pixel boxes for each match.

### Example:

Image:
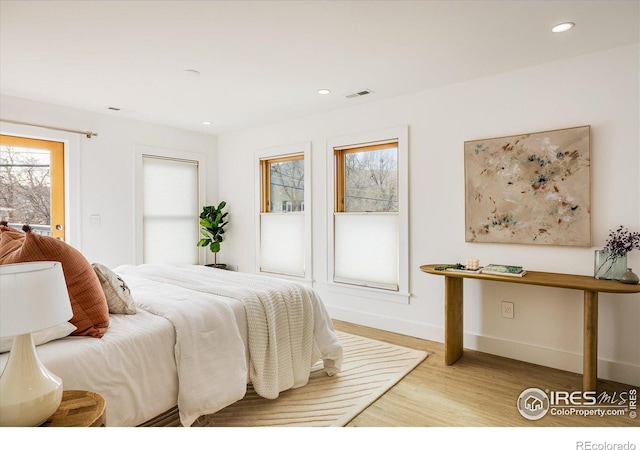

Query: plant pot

[205,263,227,270]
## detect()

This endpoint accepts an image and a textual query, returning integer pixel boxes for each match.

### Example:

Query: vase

[619,268,639,284]
[594,250,627,280]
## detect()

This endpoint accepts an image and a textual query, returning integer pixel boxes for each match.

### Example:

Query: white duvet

[0,310,178,427]
[116,264,343,427]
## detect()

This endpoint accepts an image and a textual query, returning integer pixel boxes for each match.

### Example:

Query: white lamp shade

[0,262,73,338]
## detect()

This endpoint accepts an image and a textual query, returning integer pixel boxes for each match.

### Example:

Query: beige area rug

[146,331,427,427]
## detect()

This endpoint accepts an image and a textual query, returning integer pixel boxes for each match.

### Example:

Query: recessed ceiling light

[552,22,575,33]
[202,121,211,125]
[318,89,331,95]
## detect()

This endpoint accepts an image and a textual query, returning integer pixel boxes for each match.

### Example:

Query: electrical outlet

[501,301,514,319]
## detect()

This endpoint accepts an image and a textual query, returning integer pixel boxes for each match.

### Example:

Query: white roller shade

[334,213,398,290]
[260,213,305,277]
[143,156,199,265]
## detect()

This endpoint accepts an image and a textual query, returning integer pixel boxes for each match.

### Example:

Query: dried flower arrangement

[603,226,640,257]
[595,226,640,280]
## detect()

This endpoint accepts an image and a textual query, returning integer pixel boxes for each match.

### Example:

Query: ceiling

[1,1,638,136]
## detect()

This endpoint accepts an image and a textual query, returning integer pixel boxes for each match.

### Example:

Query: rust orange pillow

[0,226,109,337]
[0,222,25,260]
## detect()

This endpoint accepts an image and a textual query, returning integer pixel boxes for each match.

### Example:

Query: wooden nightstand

[40,390,106,427]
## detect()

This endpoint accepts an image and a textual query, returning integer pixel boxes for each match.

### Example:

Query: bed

[0,263,343,427]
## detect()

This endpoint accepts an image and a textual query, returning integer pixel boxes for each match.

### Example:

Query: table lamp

[0,261,73,427]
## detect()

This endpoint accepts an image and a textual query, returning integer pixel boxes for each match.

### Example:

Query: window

[261,155,305,213]
[0,134,65,240]
[135,146,205,265]
[256,142,311,279]
[335,142,398,213]
[328,127,408,300]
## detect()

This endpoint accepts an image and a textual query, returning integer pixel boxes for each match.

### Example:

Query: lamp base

[0,334,63,427]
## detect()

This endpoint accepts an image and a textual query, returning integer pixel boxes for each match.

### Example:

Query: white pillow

[0,322,77,353]
[92,263,137,315]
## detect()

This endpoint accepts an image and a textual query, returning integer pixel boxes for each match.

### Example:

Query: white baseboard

[327,305,639,387]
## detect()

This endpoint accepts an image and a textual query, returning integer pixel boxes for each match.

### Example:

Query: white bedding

[0,265,343,428]
[116,264,343,427]
[0,310,178,427]
[117,266,249,427]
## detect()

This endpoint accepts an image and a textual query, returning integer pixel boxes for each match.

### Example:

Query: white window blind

[142,156,199,264]
[334,212,399,290]
[259,212,305,277]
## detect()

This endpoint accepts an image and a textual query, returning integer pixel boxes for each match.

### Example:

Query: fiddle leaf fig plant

[197,201,228,266]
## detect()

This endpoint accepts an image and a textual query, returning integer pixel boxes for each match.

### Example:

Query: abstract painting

[464,125,591,246]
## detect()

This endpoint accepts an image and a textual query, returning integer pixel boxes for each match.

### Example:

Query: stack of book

[481,264,527,277]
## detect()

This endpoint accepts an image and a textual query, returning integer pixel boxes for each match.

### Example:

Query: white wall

[218,44,640,386]
[1,45,636,386]
[0,95,218,268]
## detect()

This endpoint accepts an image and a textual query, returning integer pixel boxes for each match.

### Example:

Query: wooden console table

[420,264,640,391]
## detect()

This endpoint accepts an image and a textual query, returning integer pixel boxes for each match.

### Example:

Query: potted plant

[197,201,228,269]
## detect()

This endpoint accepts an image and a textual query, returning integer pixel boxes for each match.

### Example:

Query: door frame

[0,122,81,247]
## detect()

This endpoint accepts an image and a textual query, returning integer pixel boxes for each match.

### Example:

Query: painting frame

[464,125,591,247]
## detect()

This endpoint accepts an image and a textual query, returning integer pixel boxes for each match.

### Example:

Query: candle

[465,259,480,270]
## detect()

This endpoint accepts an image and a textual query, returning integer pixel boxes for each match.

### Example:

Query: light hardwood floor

[333,320,638,427]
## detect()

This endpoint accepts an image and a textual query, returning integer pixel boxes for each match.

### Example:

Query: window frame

[134,145,206,265]
[260,153,305,213]
[334,141,399,213]
[254,142,312,283]
[327,127,409,303]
